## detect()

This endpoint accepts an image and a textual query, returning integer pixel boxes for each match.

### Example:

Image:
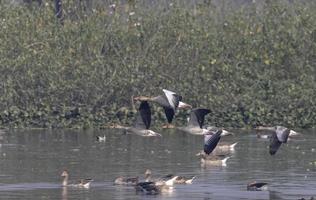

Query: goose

[255,126,300,137]
[135,176,178,195]
[199,129,232,166]
[177,108,211,135]
[247,181,268,191]
[204,125,233,136]
[203,129,223,155]
[114,169,152,185]
[196,142,238,157]
[115,101,161,137]
[61,170,93,188]
[200,155,230,167]
[269,126,290,155]
[174,176,196,184]
[114,176,139,186]
[134,89,191,128]
[178,108,232,136]
[215,142,238,153]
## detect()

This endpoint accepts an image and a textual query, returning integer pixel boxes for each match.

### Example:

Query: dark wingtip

[204,130,221,155]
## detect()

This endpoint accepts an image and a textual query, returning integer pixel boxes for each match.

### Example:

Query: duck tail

[230,142,238,151]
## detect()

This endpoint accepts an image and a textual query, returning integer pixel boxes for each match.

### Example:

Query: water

[0,128,315,200]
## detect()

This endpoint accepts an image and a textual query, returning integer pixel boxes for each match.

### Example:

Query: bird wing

[163,107,175,124]
[162,89,182,110]
[275,126,290,143]
[248,182,268,188]
[188,108,211,128]
[204,130,222,155]
[269,132,282,155]
[134,101,151,129]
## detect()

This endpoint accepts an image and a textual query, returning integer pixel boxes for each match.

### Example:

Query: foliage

[0,0,316,128]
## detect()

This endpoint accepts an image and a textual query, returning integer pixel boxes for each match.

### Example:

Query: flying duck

[177,108,211,135]
[61,170,93,188]
[247,181,268,191]
[196,142,238,157]
[115,101,161,137]
[96,135,106,142]
[269,126,290,155]
[255,126,300,137]
[134,89,191,128]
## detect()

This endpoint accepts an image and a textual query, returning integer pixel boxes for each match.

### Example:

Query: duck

[247,181,268,191]
[268,126,291,155]
[215,142,238,153]
[255,126,300,137]
[199,129,233,166]
[203,129,225,155]
[114,169,153,186]
[196,142,238,157]
[177,108,211,135]
[200,155,230,167]
[114,101,161,137]
[134,89,191,128]
[204,125,233,136]
[177,108,233,136]
[174,176,196,184]
[61,170,93,188]
[96,135,106,142]
[135,176,178,195]
[144,169,152,182]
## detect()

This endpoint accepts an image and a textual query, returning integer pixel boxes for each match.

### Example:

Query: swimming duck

[135,176,178,195]
[247,181,268,191]
[61,170,93,188]
[115,101,161,137]
[144,169,152,182]
[134,89,191,128]
[215,142,238,153]
[269,126,290,155]
[200,155,230,167]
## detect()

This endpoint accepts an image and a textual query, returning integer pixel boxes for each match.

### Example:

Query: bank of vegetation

[0,1,316,129]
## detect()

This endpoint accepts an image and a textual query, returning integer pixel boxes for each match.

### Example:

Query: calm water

[0,128,315,200]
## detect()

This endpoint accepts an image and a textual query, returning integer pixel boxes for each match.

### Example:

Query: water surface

[0,128,315,200]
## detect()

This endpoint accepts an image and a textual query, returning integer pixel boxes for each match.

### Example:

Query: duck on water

[61,170,93,189]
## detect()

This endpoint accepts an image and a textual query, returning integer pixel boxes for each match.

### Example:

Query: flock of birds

[62,88,307,197]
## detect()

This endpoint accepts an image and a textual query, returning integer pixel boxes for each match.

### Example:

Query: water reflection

[0,128,315,199]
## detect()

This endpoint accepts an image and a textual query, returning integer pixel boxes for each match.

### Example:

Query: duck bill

[178,101,192,109]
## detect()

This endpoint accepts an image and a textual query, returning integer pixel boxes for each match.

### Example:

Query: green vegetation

[0,1,316,129]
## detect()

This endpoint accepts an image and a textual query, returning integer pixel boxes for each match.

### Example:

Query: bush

[0,1,315,128]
